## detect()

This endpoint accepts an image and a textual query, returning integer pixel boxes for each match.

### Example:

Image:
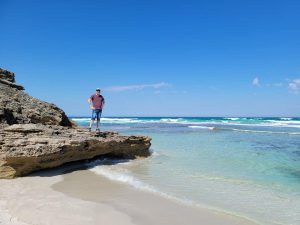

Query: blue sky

[0,0,299,117]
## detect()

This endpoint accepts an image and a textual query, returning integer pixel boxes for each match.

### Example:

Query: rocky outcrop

[0,69,151,179]
[0,68,15,83]
[0,124,151,178]
[0,69,71,126]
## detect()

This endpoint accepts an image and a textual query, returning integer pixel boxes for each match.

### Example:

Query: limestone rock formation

[0,124,151,178]
[0,68,71,126]
[0,69,151,178]
[0,68,16,83]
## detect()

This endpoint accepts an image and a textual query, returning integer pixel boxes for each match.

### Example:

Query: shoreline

[0,162,260,225]
[0,163,135,225]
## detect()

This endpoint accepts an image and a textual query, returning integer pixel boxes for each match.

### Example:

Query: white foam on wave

[188,126,215,130]
[71,117,300,130]
[225,117,240,121]
[87,161,223,211]
[87,159,195,205]
[71,118,90,121]
[87,158,208,204]
[91,165,156,191]
[101,118,139,123]
[151,151,161,158]
[196,119,300,129]
[280,117,293,121]
[264,120,300,128]
[159,118,185,123]
[230,128,300,135]
[71,117,195,126]
[206,121,300,129]
[71,117,140,123]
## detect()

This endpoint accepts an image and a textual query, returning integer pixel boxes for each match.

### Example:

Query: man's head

[95,88,101,95]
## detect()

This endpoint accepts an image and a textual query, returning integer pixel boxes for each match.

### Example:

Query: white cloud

[104,82,170,92]
[252,77,260,87]
[288,79,300,94]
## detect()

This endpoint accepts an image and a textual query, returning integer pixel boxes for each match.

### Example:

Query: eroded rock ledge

[0,68,152,179]
[0,124,151,178]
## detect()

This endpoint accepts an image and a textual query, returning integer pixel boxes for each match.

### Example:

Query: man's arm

[102,98,105,109]
[88,98,94,109]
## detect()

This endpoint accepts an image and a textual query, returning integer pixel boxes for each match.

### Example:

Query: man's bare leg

[89,119,94,130]
[96,120,100,132]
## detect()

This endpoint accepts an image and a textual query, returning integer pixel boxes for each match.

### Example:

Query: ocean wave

[101,118,139,123]
[159,118,185,123]
[229,128,300,135]
[87,159,193,204]
[266,120,300,125]
[71,117,140,123]
[71,118,90,121]
[225,117,240,121]
[263,120,300,128]
[224,117,260,121]
[87,160,223,211]
[207,121,300,129]
[280,117,293,121]
[87,158,189,194]
[151,151,161,158]
[90,164,157,192]
[188,126,215,130]
[70,117,300,129]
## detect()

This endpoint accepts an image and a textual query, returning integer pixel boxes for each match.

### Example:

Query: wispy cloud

[288,79,300,94]
[251,76,300,94]
[104,82,170,92]
[252,77,260,87]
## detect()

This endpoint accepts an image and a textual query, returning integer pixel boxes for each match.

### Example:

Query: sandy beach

[0,162,259,225]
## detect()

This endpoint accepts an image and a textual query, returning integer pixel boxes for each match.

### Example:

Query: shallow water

[73,117,300,225]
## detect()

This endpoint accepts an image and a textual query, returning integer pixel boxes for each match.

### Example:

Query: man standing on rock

[88,88,105,132]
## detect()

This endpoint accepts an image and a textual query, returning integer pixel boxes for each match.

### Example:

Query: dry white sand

[0,163,260,225]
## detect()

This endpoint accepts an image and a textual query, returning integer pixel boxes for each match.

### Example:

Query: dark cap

[96,88,100,91]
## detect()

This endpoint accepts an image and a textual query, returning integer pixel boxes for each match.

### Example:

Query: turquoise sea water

[72,117,300,225]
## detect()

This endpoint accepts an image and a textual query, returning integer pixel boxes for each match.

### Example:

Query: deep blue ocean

[72,117,300,225]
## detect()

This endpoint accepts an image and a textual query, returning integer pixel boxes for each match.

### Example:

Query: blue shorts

[91,109,102,121]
